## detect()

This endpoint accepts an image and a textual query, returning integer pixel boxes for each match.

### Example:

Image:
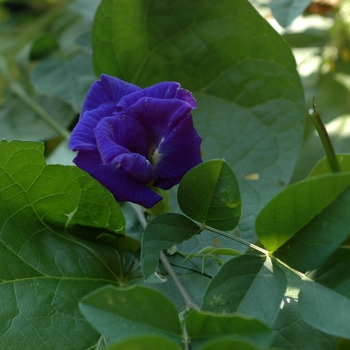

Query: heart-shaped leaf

[0,140,130,349]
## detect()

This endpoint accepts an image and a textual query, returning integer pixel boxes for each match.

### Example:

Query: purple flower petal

[69,74,202,208]
[73,150,161,208]
[69,103,117,152]
[94,115,150,159]
[153,115,202,189]
[94,116,153,183]
[118,82,196,111]
[82,74,140,114]
[124,97,193,148]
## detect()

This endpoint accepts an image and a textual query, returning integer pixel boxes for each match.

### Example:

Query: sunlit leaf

[273,185,350,272]
[308,154,350,177]
[256,173,350,252]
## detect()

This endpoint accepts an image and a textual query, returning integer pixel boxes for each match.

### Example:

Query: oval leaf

[200,337,268,350]
[201,255,287,326]
[106,335,180,350]
[186,310,273,348]
[273,185,350,272]
[79,285,182,344]
[298,248,350,339]
[273,297,337,349]
[256,173,350,252]
[177,160,241,231]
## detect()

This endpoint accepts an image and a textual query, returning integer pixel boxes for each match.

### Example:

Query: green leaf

[141,213,201,280]
[299,279,350,339]
[269,0,312,28]
[0,140,125,239]
[272,185,350,272]
[272,297,337,349]
[79,285,182,344]
[256,173,350,252]
[0,140,134,348]
[186,310,273,348]
[105,335,180,350]
[29,34,59,60]
[201,255,287,326]
[298,248,350,339]
[30,52,96,112]
[200,337,268,350]
[308,154,350,177]
[92,0,305,243]
[178,160,241,231]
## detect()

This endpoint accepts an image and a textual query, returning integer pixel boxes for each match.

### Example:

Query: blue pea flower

[69,74,202,208]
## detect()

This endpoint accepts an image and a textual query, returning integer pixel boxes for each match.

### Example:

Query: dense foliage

[0,0,350,349]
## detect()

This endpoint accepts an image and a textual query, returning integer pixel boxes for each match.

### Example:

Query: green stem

[202,224,306,279]
[270,256,305,279]
[310,98,341,173]
[201,224,269,255]
[129,203,200,311]
[159,251,199,311]
[10,81,71,141]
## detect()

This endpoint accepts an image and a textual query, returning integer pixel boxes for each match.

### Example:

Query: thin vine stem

[129,203,200,311]
[201,223,306,279]
[201,223,269,255]
[159,251,199,311]
[271,256,305,279]
[310,97,341,173]
[10,82,71,141]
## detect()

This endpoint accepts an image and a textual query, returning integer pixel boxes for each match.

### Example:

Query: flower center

[148,138,164,167]
[151,148,161,166]
[148,146,162,167]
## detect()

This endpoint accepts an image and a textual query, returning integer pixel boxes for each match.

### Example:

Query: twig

[129,203,200,311]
